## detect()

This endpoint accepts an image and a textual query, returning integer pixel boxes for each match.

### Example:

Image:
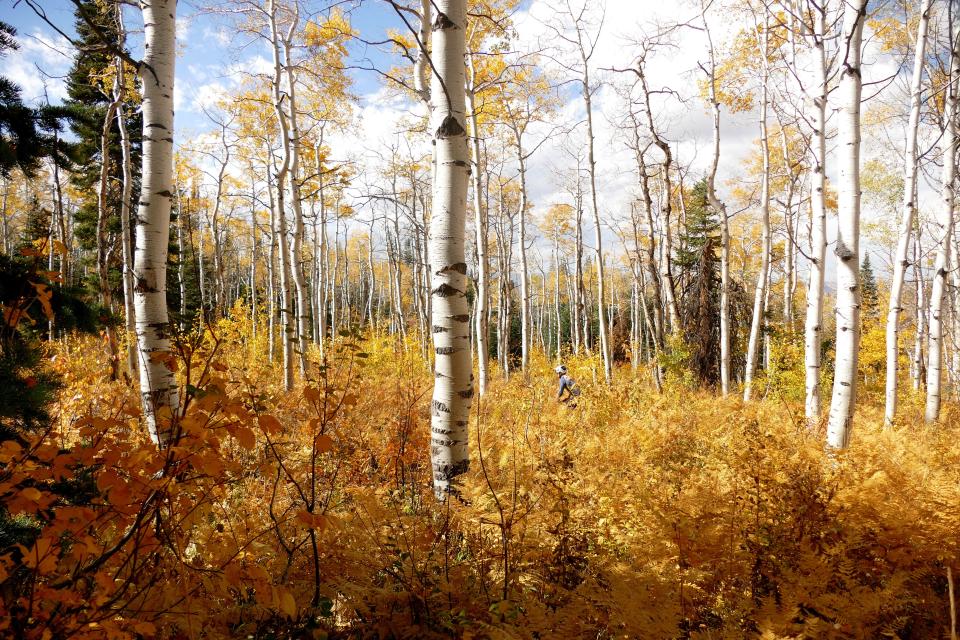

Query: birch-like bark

[518,153,532,375]
[744,12,772,403]
[268,0,295,390]
[315,143,327,358]
[826,0,868,449]
[134,0,179,446]
[581,58,612,382]
[465,61,488,395]
[117,88,137,377]
[636,61,680,335]
[912,228,926,389]
[428,0,472,498]
[802,0,829,424]
[282,30,311,376]
[885,0,933,426]
[925,19,960,424]
[97,91,121,307]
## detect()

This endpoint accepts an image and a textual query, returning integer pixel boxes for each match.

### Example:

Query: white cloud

[0,29,72,104]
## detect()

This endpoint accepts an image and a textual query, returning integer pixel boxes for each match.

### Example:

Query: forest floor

[8,314,960,639]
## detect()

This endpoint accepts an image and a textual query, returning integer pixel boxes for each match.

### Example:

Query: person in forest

[555,365,580,407]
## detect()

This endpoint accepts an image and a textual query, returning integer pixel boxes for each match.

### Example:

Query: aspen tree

[428,0,472,498]
[133,0,179,445]
[801,0,829,424]
[885,0,933,427]
[925,16,960,424]
[743,3,772,403]
[465,55,489,395]
[826,0,868,449]
[268,0,296,390]
[551,1,612,381]
[114,45,137,377]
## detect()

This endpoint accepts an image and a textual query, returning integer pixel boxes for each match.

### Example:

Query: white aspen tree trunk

[763,259,772,370]
[637,63,680,334]
[196,191,207,315]
[251,210,258,342]
[466,80,489,395]
[283,39,310,376]
[97,82,122,379]
[428,0,472,498]
[116,66,137,377]
[925,20,960,424]
[744,19,772,403]
[701,0,730,395]
[555,236,563,358]
[274,174,295,391]
[175,186,186,330]
[778,122,797,332]
[134,0,179,446]
[266,164,277,363]
[316,148,327,358]
[803,0,828,424]
[574,202,584,355]
[582,68,612,383]
[310,201,319,342]
[826,0,868,449]
[367,228,376,327]
[885,0,933,427]
[210,123,229,315]
[97,94,121,307]
[414,0,431,104]
[518,153,532,375]
[912,228,926,390]
[268,0,295,390]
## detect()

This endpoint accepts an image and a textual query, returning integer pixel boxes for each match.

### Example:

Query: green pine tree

[676,178,722,387]
[0,22,45,178]
[63,0,141,294]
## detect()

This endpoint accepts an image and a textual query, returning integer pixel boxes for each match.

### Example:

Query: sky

[0,0,930,279]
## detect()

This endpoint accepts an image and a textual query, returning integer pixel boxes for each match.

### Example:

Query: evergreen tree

[676,178,722,387]
[63,0,141,292]
[0,22,44,178]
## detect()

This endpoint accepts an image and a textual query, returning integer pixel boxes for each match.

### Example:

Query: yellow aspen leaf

[278,588,297,618]
[247,565,270,583]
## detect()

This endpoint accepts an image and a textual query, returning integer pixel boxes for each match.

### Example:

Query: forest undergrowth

[3,308,960,640]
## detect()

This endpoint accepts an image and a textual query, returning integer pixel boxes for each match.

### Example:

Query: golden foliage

[1,306,959,638]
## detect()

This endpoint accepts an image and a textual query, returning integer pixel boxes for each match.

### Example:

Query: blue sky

[0,0,924,280]
[0,0,407,134]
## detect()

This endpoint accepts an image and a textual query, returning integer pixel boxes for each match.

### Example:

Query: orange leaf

[20,487,42,502]
[233,426,256,451]
[315,434,334,454]
[258,414,282,434]
[295,510,327,530]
